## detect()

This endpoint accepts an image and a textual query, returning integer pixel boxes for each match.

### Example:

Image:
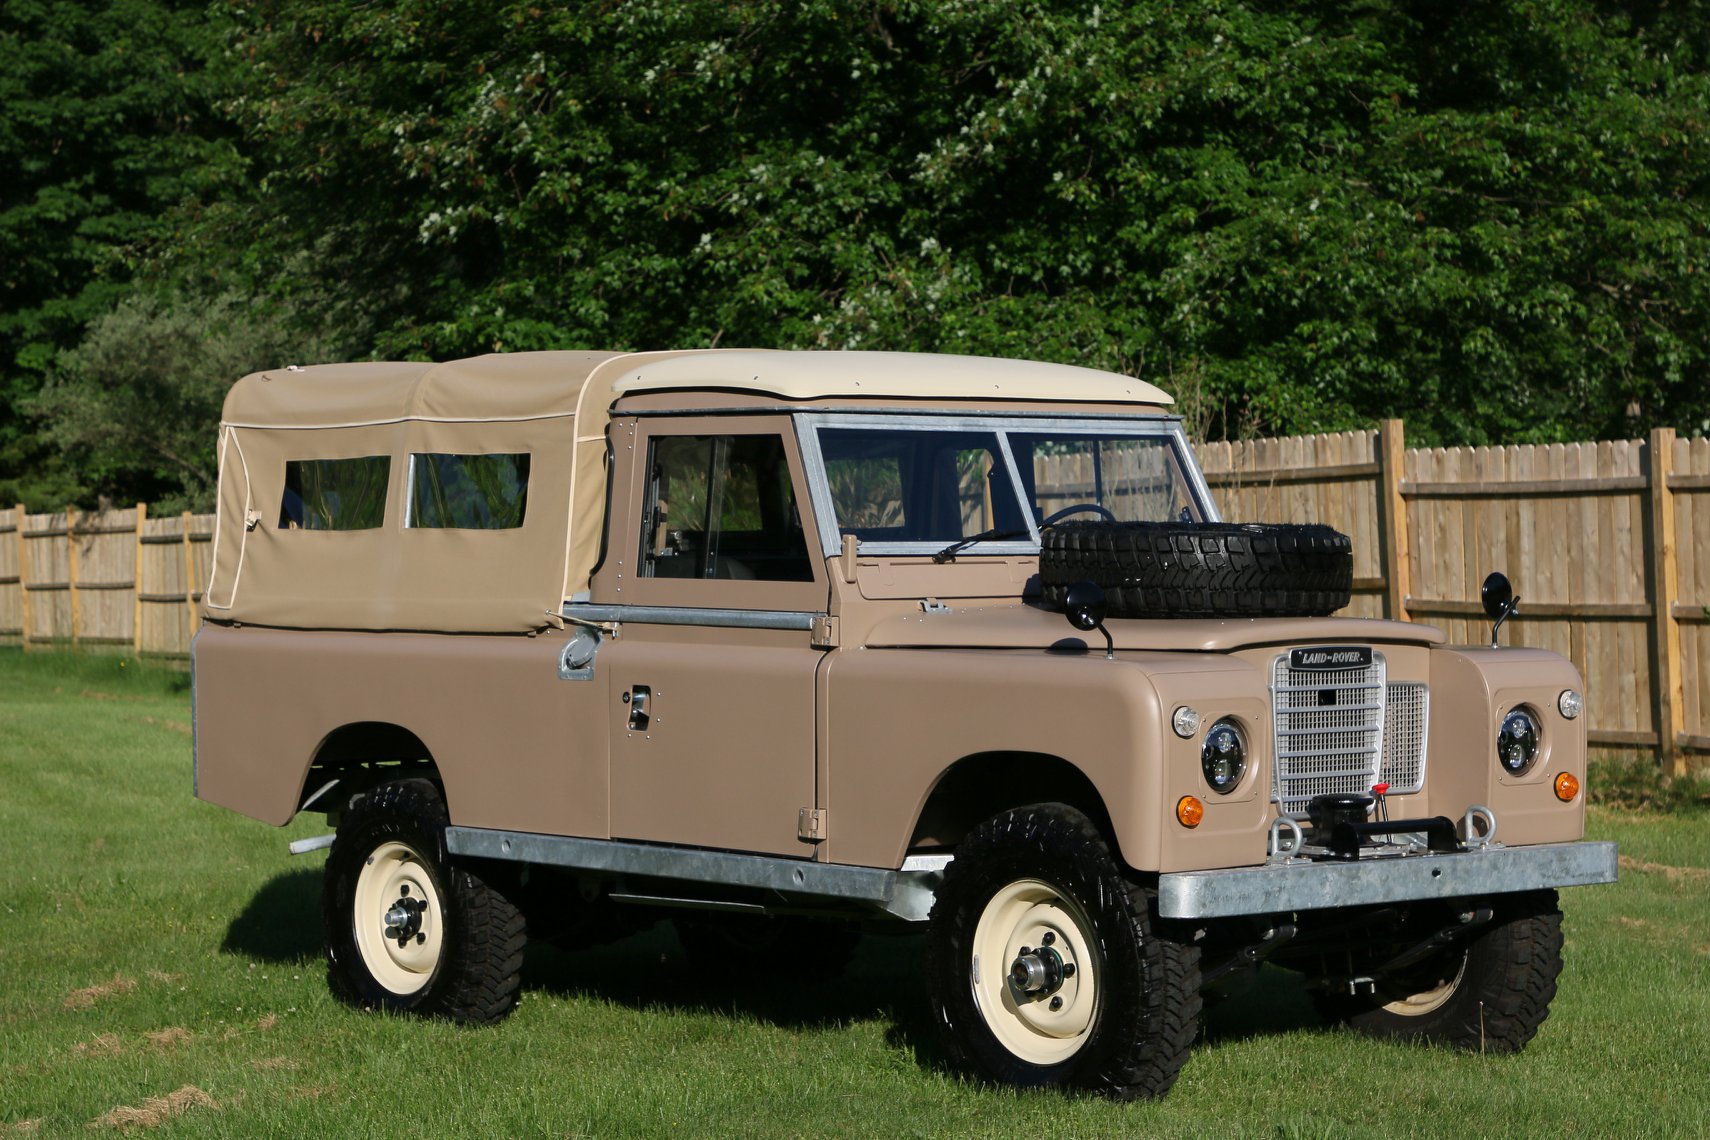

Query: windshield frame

[793,411,1220,558]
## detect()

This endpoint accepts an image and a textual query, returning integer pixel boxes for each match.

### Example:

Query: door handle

[624,685,651,731]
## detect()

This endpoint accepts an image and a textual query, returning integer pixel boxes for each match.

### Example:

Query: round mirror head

[1481,572,1514,620]
[1064,580,1109,632]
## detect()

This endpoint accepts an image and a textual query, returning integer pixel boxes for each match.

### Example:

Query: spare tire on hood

[1039,521,1352,618]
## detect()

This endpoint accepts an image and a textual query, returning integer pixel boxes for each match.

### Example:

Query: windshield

[803,418,1210,552]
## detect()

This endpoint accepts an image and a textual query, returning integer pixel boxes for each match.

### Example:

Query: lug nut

[1063,963,1076,978]
[1049,996,1063,1011]
[400,884,410,896]
[1041,931,1055,946]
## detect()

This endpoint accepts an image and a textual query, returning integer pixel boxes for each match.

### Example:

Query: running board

[444,826,949,923]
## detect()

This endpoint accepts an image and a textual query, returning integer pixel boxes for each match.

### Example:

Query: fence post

[133,502,148,655]
[1648,428,1685,776]
[181,510,197,634]
[66,506,82,646]
[13,504,29,650]
[1378,419,1412,621]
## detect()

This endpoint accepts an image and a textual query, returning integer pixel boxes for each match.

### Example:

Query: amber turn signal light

[1554,772,1581,802]
[1176,795,1205,828]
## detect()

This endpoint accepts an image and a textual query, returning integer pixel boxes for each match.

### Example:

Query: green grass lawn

[2,646,1706,1137]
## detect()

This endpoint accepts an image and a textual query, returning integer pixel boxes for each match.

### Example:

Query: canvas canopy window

[206,352,628,632]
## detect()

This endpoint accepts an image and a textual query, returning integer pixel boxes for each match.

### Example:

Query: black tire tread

[1322,890,1563,1053]
[323,778,526,1026]
[1040,520,1352,618]
[928,803,1201,1098]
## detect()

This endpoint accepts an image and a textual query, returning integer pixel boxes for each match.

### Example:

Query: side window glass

[641,435,812,581]
[280,456,389,530]
[408,453,530,529]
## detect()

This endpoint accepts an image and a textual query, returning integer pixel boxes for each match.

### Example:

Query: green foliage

[7,1,1710,506]
[1588,753,1710,813]
[207,0,1710,444]
[0,0,239,506]
[34,290,344,510]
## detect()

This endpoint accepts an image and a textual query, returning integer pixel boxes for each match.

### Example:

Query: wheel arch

[303,721,442,815]
[906,751,1120,860]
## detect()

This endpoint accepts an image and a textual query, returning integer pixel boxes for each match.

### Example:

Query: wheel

[1039,520,1352,618]
[322,778,526,1024]
[927,804,1201,1098]
[673,914,861,982]
[1315,890,1563,1053]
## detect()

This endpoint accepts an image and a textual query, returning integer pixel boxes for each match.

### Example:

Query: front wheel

[1316,889,1564,1053]
[322,778,526,1024]
[927,804,1201,1098]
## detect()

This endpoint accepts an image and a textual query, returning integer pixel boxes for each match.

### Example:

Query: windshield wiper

[932,527,1032,564]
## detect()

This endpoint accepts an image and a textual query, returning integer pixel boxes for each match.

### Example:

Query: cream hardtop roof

[612,350,1174,407]
[222,348,1172,429]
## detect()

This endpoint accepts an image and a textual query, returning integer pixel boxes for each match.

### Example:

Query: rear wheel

[323,778,526,1024]
[1316,890,1563,1053]
[927,804,1200,1098]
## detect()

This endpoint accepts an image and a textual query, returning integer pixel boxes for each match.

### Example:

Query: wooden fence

[1,421,1704,772]
[0,505,214,657]
[1198,422,1708,776]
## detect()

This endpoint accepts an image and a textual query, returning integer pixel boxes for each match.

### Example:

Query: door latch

[623,685,651,731]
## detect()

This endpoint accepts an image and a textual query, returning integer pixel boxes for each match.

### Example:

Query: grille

[1271,652,1388,817]
[1379,682,1429,793]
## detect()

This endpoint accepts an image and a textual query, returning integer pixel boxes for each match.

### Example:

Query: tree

[203,0,1710,444]
[0,0,239,505]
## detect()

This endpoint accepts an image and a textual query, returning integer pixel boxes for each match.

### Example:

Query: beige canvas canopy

[205,349,1172,633]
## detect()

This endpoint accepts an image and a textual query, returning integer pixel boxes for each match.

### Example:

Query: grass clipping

[90,1086,216,1131]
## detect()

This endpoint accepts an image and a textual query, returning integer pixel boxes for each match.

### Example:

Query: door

[602,418,828,857]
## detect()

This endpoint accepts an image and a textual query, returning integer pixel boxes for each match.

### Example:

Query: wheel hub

[384,891,427,946]
[353,841,445,995]
[1009,931,1075,996]
[971,879,1101,1064]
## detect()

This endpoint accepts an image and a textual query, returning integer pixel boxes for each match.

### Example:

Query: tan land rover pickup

[194,349,1617,1098]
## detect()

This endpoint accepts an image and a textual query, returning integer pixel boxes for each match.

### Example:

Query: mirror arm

[1490,596,1519,649]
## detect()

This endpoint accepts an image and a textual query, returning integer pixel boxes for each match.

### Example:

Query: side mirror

[1063,580,1115,660]
[1065,580,1108,632]
[1481,571,1520,648]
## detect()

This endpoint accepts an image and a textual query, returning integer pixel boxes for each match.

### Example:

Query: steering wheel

[1041,503,1117,527]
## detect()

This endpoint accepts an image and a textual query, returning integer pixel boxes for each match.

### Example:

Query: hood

[863,603,1446,653]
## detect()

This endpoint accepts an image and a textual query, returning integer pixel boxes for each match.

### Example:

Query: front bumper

[1157,840,1618,920]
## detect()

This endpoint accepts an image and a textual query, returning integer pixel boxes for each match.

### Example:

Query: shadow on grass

[221,867,323,962]
[221,867,1326,1073]
[520,924,952,1070]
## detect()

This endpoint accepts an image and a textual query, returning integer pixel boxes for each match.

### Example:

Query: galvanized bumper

[1157,840,1618,920]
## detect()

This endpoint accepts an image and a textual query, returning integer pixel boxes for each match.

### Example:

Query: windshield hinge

[811,614,838,648]
[798,808,828,843]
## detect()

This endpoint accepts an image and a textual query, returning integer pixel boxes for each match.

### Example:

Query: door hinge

[810,614,838,648]
[798,807,828,842]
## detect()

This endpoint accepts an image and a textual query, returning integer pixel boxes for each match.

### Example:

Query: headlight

[1201,718,1247,794]
[1497,708,1541,775]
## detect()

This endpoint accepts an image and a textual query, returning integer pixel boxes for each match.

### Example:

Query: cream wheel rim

[970,878,1100,1064]
[354,840,445,995]
[1380,953,1468,1016]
